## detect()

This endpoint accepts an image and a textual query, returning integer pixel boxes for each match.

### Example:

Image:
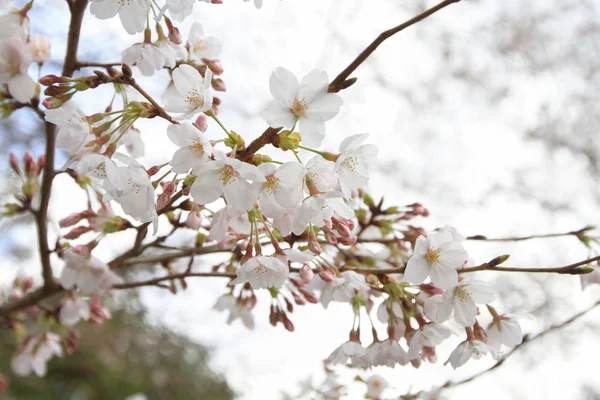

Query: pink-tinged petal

[8,74,36,103]
[452,297,477,327]
[404,257,430,284]
[430,263,458,290]
[60,267,77,290]
[269,67,299,107]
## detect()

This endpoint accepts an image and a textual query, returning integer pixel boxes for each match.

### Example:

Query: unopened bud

[121,63,133,79]
[64,226,93,240]
[299,264,314,282]
[279,130,301,151]
[194,114,208,132]
[339,235,358,246]
[202,58,224,75]
[9,153,20,175]
[212,78,226,92]
[318,268,336,283]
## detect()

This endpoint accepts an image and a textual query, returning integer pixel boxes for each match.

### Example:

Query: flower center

[185,88,205,109]
[117,0,132,7]
[188,140,205,154]
[127,178,141,194]
[341,156,358,172]
[94,162,106,178]
[453,286,472,303]
[220,164,237,184]
[425,248,441,264]
[254,264,268,274]
[290,99,307,119]
[265,175,281,194]
[193,41,207,53]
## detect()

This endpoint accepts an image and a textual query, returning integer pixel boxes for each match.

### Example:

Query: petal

[452,297,477,327]
[269,67,299,107]
[299,69,329,102]
[172,64,200,96]
[430,264,458,290]
[8,74,36,103]
[298,118,325,147]
[404,257,430,284]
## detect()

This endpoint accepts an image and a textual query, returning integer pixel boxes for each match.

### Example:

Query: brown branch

[458,255,600,274]
[466,226,595,242]
[237,0,460,162]
[113,271,235,290]
[0,281,62,317]
[441,297,600,392]
[75,61,121,70]
[126,78,178,124]
[328,0,461,93]
[36,0,88,292]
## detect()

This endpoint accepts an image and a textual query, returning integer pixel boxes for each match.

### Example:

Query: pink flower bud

[299,264,314,282]
[39,74,67,86]
[211,0,222,4]
[185,211,202,230]
[292,292,306,305]
[165,17,182,44]
[59,212,87,228]
[194,114,208,132]
[336,221,352,237]
[156,192,171,211]
[318,268,336,283]
[23,151,37,178]
[282,316,295,332]
[339,235,358,246]
[9,153,20,175]
[325,232,338,245]
[202,58,224,75]
[37,155,45,174]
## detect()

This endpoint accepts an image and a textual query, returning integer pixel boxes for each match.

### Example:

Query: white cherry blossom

[166,0,194,22]
[316,271,369,309]
[11,333,63,377]
[305,155,337,193]
[190,153,265,213]
[0,6,28,40]
[59,297,90,326]
[404,231,468,290]
[89,0,150,35]
[230,256,288,289]
[366,375,389,399]
[122,43,165,76]
[167,122,213,173]
[188,22,222,60]
[0,37,35,103]
[70,153,122,190]
[335,134,378,197]
[408,323,452,360]
[445,339,496,369]
[119,126,145,158]
[27,35,51,63]
[425,278,495,327]
[164,64,213,120]
[46,102,92,154]
[255,162,304,218]
[209,206,251,242]
[60,249,110,295]
[362,339,409,367]
[487,315,524,351]
[292,192,353,235]
[264,67,343,147]
[326,340,366,365]
[213,294,255,329]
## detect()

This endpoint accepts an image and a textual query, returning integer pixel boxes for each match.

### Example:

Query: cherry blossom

[264,67,343,147]
[407,323,452,360]
[230,256,289,289]
[165,0,195,22]
[213,294,255,329]
[209,206,251,242]
[255,161,304,218]
[305,155,337,193]
[122,43,165,76]
[0,37,35,103]
[89,0,150,35]
[188,22,222,60]
[425,278,495,327]
[70,153,122,189]
[404,231,468,290]
[167,122,213,173]
[59,297,90,326]
[27,35,51,63]
[60,248,111,295]
[45,102,92,154]
[486,315,525,351]
[102,160,158,231]
[335,134,378,198]
[292,192,353,236]
[445,339,496,369]
[190,153,265,213]
[315,271,370,308]
[119,126,145,158]
[164,64,213,120]
[11,333,63,377]
[362,339,409,367]
[0,5,28,40]
[326,340,366,366]
[366,375,389,399]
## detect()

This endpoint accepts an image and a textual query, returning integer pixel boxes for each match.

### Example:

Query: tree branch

[237,0,460,162]
[36,0,88,292]
[113,271,235,290]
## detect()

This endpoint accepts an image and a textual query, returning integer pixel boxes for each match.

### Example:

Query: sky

[2,0,600,399]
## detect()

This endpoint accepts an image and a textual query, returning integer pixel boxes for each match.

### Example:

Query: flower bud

[339,235,358,246]
[186,210,202,229]
[299,264,314,282]
[194,114,208,132]
[318,268,336,283]
[212,78,226,92]
[202,58,224,75]
[59,212,87,228]
[279,130,301,151]
[165,18,182,44]
[9,153,20,175]
[39,74,68,86]
[64,226,93,239]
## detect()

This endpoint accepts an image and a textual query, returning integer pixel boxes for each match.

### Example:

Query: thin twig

[127,79,178,124]
[237,0,460,162]
[113,271,236,289]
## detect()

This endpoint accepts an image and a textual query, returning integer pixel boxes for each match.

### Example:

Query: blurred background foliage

[0,297,234,400]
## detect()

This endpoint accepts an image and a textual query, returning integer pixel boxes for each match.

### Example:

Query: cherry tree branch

[113,271,236,290]
[237,0,460,162]
[125,78,179,124]
[441,297,600,392]
[36,0,88,292]
[466,226,595,242]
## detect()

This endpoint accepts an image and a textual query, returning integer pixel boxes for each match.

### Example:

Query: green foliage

[1,302,234,400]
